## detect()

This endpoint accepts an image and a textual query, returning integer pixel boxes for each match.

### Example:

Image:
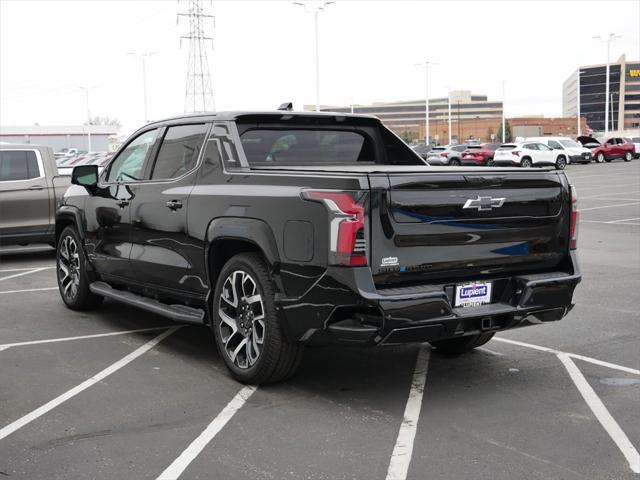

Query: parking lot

[0,160,638,480]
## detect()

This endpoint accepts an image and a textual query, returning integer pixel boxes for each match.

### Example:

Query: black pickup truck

[56,111,581,384]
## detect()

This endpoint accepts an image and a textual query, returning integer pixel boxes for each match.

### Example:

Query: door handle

[116,199,129,208]
[28,185,45,190]
[166,200,183,210]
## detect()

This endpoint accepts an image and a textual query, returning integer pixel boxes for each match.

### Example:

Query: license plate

[454,281,492,308]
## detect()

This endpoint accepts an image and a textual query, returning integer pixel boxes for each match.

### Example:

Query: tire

[449,158,461,166]
[430,332,495,355]
[555,156,567,170]
[212,252,303,384]
[487,159,495,167]
[596,152,605,163]
[56,225,102,310]
[520,157,532,168]
[624,152,633,162]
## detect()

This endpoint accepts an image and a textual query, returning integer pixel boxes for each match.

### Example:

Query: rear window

[241,129,371,165]
[239,125,423,166]
[498,145,517,150]
[0,150,40,181]
[430,147,446,152]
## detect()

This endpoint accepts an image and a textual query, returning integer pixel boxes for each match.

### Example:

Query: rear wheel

[555,156,567,170]
[449,158,461,166]
[430,332,495,355]
[520,157,532,168]
[596,152,605,163]
[56,226,102,310]
[624,152,633,162]
[212,252,303,384]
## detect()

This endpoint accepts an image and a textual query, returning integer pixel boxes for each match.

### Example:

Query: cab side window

[150,124,209,180]
[606,138,616,145]
[548,140,562,149]
[106,129,159,183]
[537,143,552,151]
[0,150,40,181]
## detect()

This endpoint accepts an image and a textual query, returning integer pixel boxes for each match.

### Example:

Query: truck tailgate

[369,170,571,286]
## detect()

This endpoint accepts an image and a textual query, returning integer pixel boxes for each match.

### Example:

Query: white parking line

[0,287,58,295]
[156,385,257,480]
[0,326,181,441]
[581,220,640,226]
[493,337,640,375]
[385,345,430,480]
[0,266,55,273]
[581,202,640,212]
[0,267,52,282]
[557,353,640,474]
[578,182,640,192]
[476,346,505,356]
[0,327,173,351]
[608,217,640,224]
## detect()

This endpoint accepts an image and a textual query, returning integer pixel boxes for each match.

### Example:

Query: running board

[89,281,205,324]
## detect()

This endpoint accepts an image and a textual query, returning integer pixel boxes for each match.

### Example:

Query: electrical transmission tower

[178,0,215,113]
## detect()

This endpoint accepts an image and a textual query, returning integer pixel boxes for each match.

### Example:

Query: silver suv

[426,144,467,166]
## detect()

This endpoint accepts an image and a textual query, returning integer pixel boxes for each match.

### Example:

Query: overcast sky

[1,0,639,136]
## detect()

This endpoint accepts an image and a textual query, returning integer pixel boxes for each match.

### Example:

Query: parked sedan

[460,143,500,166]
[493,142,567,169]
[629,137,640,158]
[426,144,467,166]
[591,137,635,163]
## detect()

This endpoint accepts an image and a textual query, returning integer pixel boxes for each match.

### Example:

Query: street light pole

[501,80,507,143]
[78,86,93,152]
[128,52,156,123]
[447,87,452,145]
[576,69,581,136]
[294,2,333,112]
[593,33,621,135]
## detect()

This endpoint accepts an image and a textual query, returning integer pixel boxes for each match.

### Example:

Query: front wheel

[624,152,633,162]
[56,226,102,310]
[430,332,495,355]
[555,156,567,170]
[212,252,303,384]
[596,153,605,163]
[487,159,495,167]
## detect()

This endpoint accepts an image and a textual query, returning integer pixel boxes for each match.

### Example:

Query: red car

[460,143,501,166]
[591,137,636,163]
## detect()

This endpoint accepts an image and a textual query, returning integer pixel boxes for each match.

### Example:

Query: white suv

[525,136,592,164]
[493,142,567,169]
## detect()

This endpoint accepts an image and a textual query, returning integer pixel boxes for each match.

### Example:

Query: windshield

[559,139,580,148]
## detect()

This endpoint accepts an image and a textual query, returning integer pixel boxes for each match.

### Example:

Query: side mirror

[72,164,98,190]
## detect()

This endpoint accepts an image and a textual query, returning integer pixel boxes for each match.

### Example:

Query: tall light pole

[294,1,334,112]
[593,34,621,135]
[576,69,581,136]
[501,80,508,143]
[128,52,156,123]
[446,86,452,145]
[416,61,435,145]
[78,86,93,152]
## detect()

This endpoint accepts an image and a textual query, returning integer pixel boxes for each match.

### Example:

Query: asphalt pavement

[0,159,638,480]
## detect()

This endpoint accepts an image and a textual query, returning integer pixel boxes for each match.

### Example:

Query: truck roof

[145,110,380,127]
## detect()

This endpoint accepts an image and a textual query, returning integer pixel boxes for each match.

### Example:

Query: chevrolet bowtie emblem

[462,196,506,211]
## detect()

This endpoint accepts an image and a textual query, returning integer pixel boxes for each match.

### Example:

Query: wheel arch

[55,205,85,244]
[205,217,281,297]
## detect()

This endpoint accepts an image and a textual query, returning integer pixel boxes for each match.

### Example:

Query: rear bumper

[493,159,520,166]
[277,252,581,346]
[570,154,591,163]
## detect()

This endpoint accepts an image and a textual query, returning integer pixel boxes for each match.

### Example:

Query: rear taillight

[440,152,449,158]
[570,185,579,250]
[512,150,520,156]
[302,190,367,266]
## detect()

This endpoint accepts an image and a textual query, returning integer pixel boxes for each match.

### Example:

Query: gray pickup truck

[0,144,70,246]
